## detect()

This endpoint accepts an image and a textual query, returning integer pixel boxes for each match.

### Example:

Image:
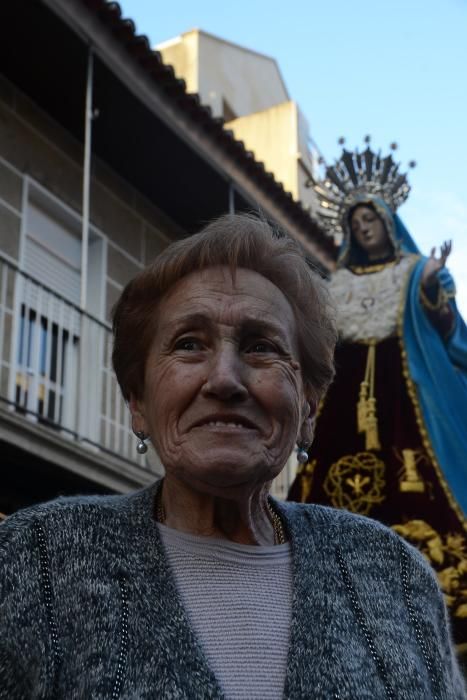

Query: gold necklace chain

[154,481,286,545]
[266,499,287,545]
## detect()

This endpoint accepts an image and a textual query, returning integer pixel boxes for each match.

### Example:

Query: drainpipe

[228,182,235,214]
[80,47,94,311]
[78,47,94,442]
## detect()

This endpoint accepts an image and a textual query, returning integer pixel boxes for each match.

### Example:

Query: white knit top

[157,523,293,700]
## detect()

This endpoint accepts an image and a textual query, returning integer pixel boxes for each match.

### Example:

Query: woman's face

[350,205,393,260]
[131,266,311,496]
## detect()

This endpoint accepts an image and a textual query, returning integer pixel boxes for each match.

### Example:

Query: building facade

[158,29,320,213]
[0,0,335,515]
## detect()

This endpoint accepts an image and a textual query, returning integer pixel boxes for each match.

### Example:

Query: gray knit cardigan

[0,482,465,700]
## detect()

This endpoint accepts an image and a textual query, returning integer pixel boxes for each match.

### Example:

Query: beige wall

[157,30,320,214]
[0,73,178,321]
[227,101,319,213]
[227,101,298,196]
[158,30,289,120]
[157,32,199,96]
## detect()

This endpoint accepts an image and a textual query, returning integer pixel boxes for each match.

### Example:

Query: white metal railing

[0,255,153,472]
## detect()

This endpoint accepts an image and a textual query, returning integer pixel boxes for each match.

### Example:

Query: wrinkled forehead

[163,266,292,309]
[156,266,299,344]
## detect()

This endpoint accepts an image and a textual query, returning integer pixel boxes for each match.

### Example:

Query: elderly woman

[0,214,464,699]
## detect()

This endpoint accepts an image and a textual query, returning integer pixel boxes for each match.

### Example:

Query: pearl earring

[135,430,148,455]
[297,444,309,464]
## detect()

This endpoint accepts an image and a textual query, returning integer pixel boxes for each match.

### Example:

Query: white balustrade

[0,256,153,472]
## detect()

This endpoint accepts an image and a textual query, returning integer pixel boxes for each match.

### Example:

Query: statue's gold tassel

[365,397,381,450]
[357,341,380,450]
[357,380,369,432]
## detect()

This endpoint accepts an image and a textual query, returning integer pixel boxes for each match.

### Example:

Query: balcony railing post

[81,47,94,312]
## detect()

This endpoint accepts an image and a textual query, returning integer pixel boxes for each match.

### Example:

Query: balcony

[0,254,161,494]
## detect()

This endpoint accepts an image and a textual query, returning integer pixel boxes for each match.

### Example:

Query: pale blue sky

[120,0,467,313]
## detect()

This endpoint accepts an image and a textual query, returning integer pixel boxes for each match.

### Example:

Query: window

[25,199,81,305]
[12,184,104,429]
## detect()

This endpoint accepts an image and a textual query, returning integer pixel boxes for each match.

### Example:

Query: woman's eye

[245,340,276,354]
[174,337,203,351]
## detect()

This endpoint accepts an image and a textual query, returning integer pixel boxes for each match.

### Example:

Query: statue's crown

[309,137,416,240]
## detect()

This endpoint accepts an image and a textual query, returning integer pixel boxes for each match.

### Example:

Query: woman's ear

[299,415,314,448]
[129,394,147,435]
[299,394,317,447]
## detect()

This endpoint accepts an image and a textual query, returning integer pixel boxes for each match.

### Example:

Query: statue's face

[350,205,393,261]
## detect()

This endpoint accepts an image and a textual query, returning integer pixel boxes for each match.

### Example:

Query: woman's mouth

[191,415,258,432]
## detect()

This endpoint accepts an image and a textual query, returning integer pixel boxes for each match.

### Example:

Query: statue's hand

[421,240,452,289]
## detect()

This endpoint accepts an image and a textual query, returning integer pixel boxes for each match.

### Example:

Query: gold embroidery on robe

[396,448,427,493]
[393,520,467,619]
[323,452,385,515]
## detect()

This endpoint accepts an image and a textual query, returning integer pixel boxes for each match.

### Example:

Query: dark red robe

[288,336,467,652]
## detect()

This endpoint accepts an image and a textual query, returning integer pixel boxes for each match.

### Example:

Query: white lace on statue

[329,255,417,342]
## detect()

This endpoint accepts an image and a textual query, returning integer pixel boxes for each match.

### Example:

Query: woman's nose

[201,347,248,401]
